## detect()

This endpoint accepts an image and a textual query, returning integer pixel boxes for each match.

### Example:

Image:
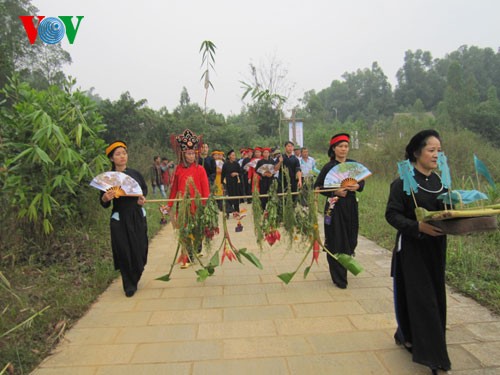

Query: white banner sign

[288,121,303,147]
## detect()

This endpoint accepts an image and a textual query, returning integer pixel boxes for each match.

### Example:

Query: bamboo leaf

[196,268,210,282]
[238,248,263,269]
[277,272,296,284]
[303,266,311,279]
[156,273,171,282]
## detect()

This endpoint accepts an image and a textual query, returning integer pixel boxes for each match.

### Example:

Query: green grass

[0,200,164,375]
[358,176,500,314]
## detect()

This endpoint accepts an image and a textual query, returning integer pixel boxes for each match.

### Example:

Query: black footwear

[333,282,347,289]
[125,289,136,297]
[394,335,412,353]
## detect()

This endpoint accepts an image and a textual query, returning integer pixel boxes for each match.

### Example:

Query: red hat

[254,147,262,152]
[262,147,271,152]
[330,133,350,146]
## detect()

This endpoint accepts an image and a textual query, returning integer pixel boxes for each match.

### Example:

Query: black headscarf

[405,129,441,162]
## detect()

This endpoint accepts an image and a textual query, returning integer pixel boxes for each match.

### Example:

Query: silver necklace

[417,173,444,194]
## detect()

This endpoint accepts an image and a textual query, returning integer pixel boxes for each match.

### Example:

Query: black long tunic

[385,168,450,371]
[314,158,365,287]
[256,158,277,209]
[221,160,242,213]
[100,168,148,293]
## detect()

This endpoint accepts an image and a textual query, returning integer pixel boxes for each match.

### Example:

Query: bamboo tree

[199,40,216,118]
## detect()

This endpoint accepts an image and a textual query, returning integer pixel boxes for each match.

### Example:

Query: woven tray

[429,216,498,235]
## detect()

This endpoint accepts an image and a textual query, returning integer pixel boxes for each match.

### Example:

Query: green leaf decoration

[156,273,171,282]
[277,272,296,284]
[303,266,311,279]
[209,251,220,267]
[196,268,210,282]
[336,253,364,276]
[238,248,263,269]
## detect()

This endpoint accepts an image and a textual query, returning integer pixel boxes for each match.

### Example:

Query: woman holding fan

[314,133,364,289]
[385,129,450,374]
[100,141,148,298]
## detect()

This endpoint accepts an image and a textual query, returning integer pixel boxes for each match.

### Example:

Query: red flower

[177,253,190,265]
[265,229,281,246]
[312,240,320,264]
[221,245,237,264]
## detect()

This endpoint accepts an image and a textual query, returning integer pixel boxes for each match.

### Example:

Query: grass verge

[0,201,164,374]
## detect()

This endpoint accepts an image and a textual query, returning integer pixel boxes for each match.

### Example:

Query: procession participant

[100,141,148,297]
[241,148,254,203]
[247,147,262,193]
[385,129,451,374]
[222,149,243,216]
[314,133,364,289]
[199,142,216,185]
[211,150,225,211]
[279,141,302,198]
[167,129,210,268]
[300,147,320,181]
[151,155,166,198]
[256,147,282,209]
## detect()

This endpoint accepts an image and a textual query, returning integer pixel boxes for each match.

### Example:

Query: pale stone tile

[76,311,152,328]
[41,344,136,366]
[202,293,268,308]
[198,320,277,339]
[203,274,261,286]
[448,306,497,325]
[464,321,500,341]
[348,276,392,288]
[63,327,119,345]
[193,358,288,375]
[90,300,138,313]
[463,341,500,367]
[333,287,393,300]
[275,316,354,335]
[287,352,389,374]
[348,313,396,330]
[160,285,223,298]
[223,282,284,295]
[357,298,395,313]
[376,349,431,374]
[33,367,97,375]
[447,325,483,344]
[131,341,222,363]
[95,363,191,375]
[293,301,366,317]
[448,345,484,369]
[224,305,294,321]
[223,336,312,359]
[149,309,222,325]
[267,290,333,304]
[134,297,202,311]
[308,331,395,353]
[114,325,196,343]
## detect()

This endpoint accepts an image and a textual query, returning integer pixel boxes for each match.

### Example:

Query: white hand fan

[257,164,276,175]
[243,159,258,171]
[90,171,143,198]
[324,162,372,188]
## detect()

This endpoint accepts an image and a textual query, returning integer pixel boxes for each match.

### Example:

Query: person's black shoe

[125,287,136,297]
[333,282,347,289]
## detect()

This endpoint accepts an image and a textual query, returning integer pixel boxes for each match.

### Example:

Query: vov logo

[19,16,84,45]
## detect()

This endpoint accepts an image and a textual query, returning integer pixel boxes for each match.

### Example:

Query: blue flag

[474,154,496,190]
[397,160,418,196]
[437,152,452,189]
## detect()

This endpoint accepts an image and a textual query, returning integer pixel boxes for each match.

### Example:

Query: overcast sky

[33,0,500,116]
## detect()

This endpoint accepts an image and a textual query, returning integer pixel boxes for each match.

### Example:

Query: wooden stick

[145,188,340,204]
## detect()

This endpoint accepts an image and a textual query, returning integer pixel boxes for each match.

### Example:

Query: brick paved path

[33,205,500,374]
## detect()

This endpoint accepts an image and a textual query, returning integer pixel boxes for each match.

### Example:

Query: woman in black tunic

[256,147,282,210]
[222,150,243,215]
[100,141,148,297]
[314,133,364,289]
[385,130,451,374]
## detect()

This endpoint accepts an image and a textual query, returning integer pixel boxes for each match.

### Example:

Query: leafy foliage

[0,75,108,234]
